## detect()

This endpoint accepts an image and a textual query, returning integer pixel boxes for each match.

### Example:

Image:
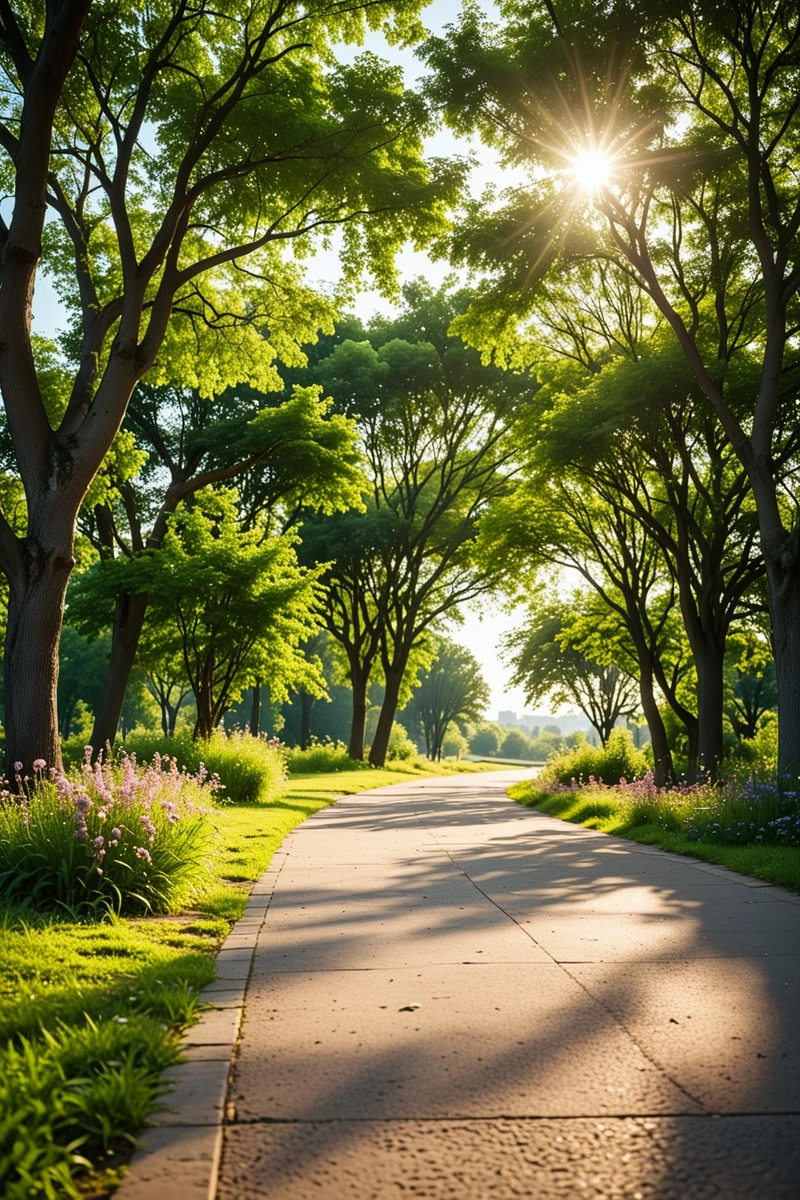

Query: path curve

[218,770,800,1199]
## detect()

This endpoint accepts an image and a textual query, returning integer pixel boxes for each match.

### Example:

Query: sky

[29,0,553,722]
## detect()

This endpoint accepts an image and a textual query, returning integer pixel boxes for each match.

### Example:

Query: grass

[509,782,800,892]
[1,757,480,1196]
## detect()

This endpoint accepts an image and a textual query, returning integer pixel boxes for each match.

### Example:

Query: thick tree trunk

[4,546,73,776]
[90,591,149,755]
[348,669,370,760]
[695,644,725,781]
[766,553,800,783]
[369,663,404,768]
[250,682,261,736]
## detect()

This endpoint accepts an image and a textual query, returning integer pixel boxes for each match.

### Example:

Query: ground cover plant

[0,758,470,1196]
[510,770,800,892]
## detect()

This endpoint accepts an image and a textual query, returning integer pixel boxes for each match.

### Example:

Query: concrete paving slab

[569,957,800,1112]
[116,1124,221,1200]
[197,987,246,1008]
[218,1115,800,1200]
[157,1059,230,1126]
[234,962,697,1119]
[185,1007,241,1046]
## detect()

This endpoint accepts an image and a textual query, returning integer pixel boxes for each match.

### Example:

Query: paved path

[217,771,800,1199]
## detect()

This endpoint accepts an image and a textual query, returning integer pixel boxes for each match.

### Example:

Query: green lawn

[0,760,480,1198]
[509,782,800,892]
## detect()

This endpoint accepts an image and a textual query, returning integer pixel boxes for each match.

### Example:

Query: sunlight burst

[569,149,613,193]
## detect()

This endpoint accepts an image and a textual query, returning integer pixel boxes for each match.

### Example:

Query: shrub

[441,729,469,759]
[285,739,371,774]
[124,728,286,804]
[0,753,214,915]
[386,722,418,762]
[539,727,649,787]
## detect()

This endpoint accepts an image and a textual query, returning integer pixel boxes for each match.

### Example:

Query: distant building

[517,713,540,736]
[498,710,517,727]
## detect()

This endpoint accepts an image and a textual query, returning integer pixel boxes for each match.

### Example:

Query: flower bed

[0,751,215,915]
[532,770,800,847]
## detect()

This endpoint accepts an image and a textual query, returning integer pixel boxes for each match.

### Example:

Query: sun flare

[569,149,613,193]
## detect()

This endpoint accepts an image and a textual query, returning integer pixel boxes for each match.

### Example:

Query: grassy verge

[1,759,479,1197]
[509,782,800,892]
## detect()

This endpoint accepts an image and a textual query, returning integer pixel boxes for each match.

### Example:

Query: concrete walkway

[217,771,800,1199]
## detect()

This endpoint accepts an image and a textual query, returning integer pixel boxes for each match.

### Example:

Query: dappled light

[218,775,798,1198]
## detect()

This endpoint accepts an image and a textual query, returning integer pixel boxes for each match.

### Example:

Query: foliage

[285,739,372,774]
[57,629,110,740]
[0,1013,182,1200]
[441,728,469,759]
[513,767,800,852]
[504,594,638,744]
[423,0,800,778]
[124,729,287,806]
[384,722,419,762]
[538,727,650,787]
[296,281,531,764]
[469,721,504,756]
[499,728,535,759]
[727,714,779,777]
[407,638,490,760]
[0,755,215,916]
[119,490,326,737]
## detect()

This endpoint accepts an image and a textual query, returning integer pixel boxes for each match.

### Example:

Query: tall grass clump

[538,727,649,787]
[0,753,214,915]
[0,1011,188,1199]
[124,728,286,804]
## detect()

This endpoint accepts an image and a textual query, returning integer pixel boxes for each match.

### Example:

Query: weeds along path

[217,770,800,1200]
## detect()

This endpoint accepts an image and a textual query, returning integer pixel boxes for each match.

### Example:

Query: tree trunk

[194,660,214,740]
[348,669,370,760]
[90,591,149,756]
[766,553,800,783]
[637,662,674,788]
[250,682,261,736]
[300,690,313,750]
[369,663,404,767]
[695,644,725,781]
[4,548,73,776]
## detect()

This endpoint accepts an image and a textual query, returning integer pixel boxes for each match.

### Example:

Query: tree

[527,313,768,776]
[485,465,696,785]
[81,382,364,752]
[499,727,534,760]
[134,621,191,738]
[298,506,396,758]
[114,490,325,738]
[298,283,530,766]
[504,595,638,746]
[423,0,800,777]
[469,722,503,756]
[0,0,456,773]
[406,637,489,760]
